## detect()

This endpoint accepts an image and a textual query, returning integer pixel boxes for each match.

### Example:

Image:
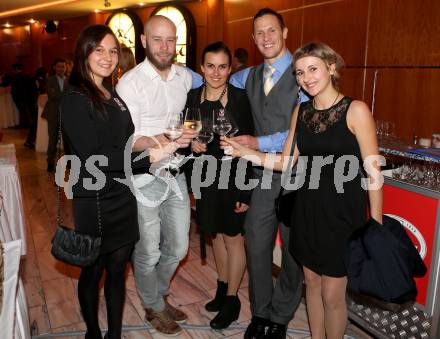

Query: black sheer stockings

[78,243,132,339]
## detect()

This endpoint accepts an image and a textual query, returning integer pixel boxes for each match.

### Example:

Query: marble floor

[2,128,372,339]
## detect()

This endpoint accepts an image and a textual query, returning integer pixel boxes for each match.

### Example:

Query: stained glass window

[108,13,136,57]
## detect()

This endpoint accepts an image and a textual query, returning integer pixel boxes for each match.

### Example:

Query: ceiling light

[94,9,100,13]
[139,2,145,6]
[4,22,11,27]
[29,18,35,23]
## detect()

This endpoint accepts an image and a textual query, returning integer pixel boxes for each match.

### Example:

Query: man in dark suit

[10,63,35,129]
[42,58,67,172]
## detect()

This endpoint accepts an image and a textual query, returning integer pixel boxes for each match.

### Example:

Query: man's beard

[145,44,175,71]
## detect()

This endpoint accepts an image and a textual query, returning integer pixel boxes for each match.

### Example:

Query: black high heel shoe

[209,295,241,330]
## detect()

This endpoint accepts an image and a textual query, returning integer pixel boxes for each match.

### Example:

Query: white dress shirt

[116,59,192,142]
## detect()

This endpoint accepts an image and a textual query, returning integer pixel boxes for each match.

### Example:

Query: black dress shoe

[244,316,270,339]
[205,280,228,312]
[24,142,35,149]
[210,295,240,330]
[263,321,287,339]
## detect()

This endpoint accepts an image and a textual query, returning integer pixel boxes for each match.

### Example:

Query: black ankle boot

[205,280,228,312]
[210,295,241,330]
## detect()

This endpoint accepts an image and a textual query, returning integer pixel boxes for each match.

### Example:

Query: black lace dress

[289,97,367,277]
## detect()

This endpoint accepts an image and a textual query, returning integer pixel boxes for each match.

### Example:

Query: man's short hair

[253,8,285,29]
[234,48,248,65]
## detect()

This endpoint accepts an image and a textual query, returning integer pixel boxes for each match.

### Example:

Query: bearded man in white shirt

[117,15,198,336]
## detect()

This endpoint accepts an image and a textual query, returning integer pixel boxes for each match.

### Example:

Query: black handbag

[50,108,102,267]
[274,135,297,228]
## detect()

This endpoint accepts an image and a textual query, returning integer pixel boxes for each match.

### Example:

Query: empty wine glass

[164,111,183,171]
[193,115,214,158]
[223,118,239,160]
[212,108,232,160]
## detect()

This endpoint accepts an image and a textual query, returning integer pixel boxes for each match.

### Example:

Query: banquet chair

[0,239,31,339]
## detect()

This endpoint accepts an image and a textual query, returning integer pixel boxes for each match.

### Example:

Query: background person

[224,42,383,339]
[232,47,249,74]
[60,24,174,339]
[117,47,136,79]
[24,66,47,148]
[42,58,67,172]
[10,62,35,129]
[186,41,254,330]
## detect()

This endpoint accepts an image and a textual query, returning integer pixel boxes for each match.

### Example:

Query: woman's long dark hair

[69,25,120,116]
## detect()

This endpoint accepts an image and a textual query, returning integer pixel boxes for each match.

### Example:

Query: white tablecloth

[0,144,27,255]
[0,239,31,339]
[35,94,48,153]
[0,87,19,129]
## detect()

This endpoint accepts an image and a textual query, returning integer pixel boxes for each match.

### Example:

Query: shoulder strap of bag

[278,134,297,195]
[56,107,102,236]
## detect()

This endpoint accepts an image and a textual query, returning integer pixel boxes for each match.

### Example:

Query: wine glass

[212,108,232,160]
[184,107,202,159]
[192,115,214,159]
[223,118,239,160]
[196,115,214,145]
[184,107,202,133]
[164,111,183,171]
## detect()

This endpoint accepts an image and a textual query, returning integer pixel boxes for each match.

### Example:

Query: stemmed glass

[184,107,202,159]
[164,111,184,171]
[195,116,214,146]
[212,108,233,160]
[184,107,202,133]
[223,117,239,160]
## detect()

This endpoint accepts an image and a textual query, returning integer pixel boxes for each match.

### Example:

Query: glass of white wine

[164,111,183,171]
[184,107,202,159]
[184,107,202,133]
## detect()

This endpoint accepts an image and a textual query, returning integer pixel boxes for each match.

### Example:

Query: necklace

[203,84,227,103]
[313,92,339,110]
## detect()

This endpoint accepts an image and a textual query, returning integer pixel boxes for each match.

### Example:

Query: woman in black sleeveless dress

[224,42,383,339]
[186,42,254,330]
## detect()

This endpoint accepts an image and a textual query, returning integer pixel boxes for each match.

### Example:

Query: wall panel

[367,0,440,66]
[302,0,368,66]
[365,69,440,140]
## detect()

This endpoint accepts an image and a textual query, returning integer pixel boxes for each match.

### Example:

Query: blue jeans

[132,173,190,311]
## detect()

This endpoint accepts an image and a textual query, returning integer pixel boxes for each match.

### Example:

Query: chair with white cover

[0,239,31,339]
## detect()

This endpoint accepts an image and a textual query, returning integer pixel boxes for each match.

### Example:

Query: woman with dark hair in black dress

[60,24,175,339]
[186,41,254,330]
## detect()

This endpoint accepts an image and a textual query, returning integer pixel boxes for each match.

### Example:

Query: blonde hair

[293,42,345,86]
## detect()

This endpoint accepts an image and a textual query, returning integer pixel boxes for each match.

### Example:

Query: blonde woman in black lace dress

[223,42,383,339]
